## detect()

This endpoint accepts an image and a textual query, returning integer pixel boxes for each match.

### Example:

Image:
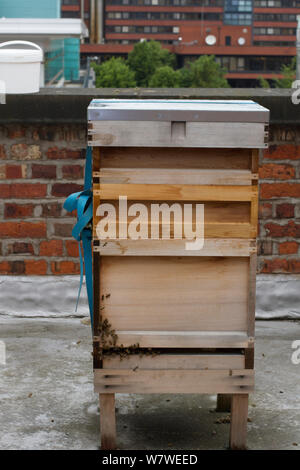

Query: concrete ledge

[0,88,298,124]
[1,274,299,319]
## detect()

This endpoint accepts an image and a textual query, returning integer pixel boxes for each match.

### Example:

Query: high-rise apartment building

[63,0,300,86]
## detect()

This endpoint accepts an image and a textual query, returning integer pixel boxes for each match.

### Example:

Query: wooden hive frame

[88,96,269,451]
[90,142,260,451]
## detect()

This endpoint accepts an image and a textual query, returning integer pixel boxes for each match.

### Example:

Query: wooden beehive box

[88,99,269,450]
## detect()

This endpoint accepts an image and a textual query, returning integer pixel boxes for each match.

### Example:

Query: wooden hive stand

[88,99,269,450]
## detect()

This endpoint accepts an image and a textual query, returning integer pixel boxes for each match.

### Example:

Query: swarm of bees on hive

[96,294,158,361]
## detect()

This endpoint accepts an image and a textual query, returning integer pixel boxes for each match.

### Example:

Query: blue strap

[63,147,93,325]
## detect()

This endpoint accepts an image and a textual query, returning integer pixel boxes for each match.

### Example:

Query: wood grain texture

[98,168,254,186]
[89,121,266,148]
[103,353,245,371]
[247,253,257,338]
[99,147,252,170]
[94,369,254,394]
[99,256,249,334]
[99,394,116,450]
[110,331,252,349]
[95,183,254,202]
[94,238,254,257]
[93,199,252,240]
[230,394,249,450]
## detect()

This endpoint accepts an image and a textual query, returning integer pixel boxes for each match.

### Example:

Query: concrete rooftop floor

[0,317,299,450]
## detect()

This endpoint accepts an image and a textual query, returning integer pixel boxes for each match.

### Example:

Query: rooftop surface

[0,317,299,450]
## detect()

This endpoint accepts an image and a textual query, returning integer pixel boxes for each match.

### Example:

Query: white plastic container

[0,41,43,94]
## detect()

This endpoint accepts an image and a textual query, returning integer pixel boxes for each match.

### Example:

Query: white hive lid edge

[87,99,269,123]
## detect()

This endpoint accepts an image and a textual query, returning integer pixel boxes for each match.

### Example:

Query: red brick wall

[258,125,300,274]
[0,123,300,275]
[0,124,86,275]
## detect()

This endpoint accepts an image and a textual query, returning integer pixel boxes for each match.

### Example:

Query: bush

[127,40,176,87]
[149,66,180,88]
[92,58,136,88]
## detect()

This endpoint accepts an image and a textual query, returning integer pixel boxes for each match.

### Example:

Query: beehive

[88,99,269,450]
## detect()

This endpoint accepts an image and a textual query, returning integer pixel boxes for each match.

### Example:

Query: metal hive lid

[88,99,269,123]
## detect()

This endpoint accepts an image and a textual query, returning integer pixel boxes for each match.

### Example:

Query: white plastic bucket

[0,41,43,94]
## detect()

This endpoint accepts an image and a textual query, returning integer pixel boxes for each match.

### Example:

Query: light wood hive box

[88,99,270,450]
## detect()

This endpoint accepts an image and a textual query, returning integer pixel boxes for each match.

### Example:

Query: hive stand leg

[99,393,117,450]
[216,394,231,412]
[229,394,249,450]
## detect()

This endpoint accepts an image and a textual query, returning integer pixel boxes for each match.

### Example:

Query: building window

[105,11,222,21]
[254,0,300,6]
[215,55,291,73]
[254,27,296,35]
[254,14,297,22]
[225,36,232,45]
[62,0,79,4]
[224,13,252,25]
[224,0,253,25]
[105,0,224,5]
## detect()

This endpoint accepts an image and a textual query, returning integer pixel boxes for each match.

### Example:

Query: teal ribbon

[63,147,93,325]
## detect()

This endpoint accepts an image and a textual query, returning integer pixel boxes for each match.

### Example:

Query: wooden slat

[100,147,252,170]
[230,394,249,450]
[205,222,254,238]
[89,121,171,147]
[99,394,116,450]
[94,369,254,394]
[94,200,250,224]
[97,168,255,186]
[247,253,257,339]
[103,331,253,349]
[95,184,254,202]
[93,200,252,239]
[187,122,266,148]
[89,121,266,148]
[103,353,245,370]
[94,238,254,256]
[94,222,253,240]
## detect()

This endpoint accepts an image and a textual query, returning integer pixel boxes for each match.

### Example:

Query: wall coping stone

[0,88,298,124]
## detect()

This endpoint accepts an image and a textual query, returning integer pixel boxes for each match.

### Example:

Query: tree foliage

[273,57,296,88]
[92,41,230,89]
[127,40,176,86]
[258,76,270,88]
[149,66,180,87]
[186,55,229,88]
[258,58,296,89]
[92,57,136,88]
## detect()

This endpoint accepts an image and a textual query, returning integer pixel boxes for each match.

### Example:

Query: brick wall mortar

[258,124,300,274]
[1,123,300,275]
[0,124,85,275]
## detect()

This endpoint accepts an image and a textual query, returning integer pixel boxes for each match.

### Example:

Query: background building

[63,0,300,87]
[1,0,61,18]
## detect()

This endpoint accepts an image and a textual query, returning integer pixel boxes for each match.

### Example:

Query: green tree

[92,58,136,88]
[149,66,180,87]
[177,67,193,87]
[127,40,176,86]
[274,58,296,88]
[185,55,230,88]
[258,76,270,88]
